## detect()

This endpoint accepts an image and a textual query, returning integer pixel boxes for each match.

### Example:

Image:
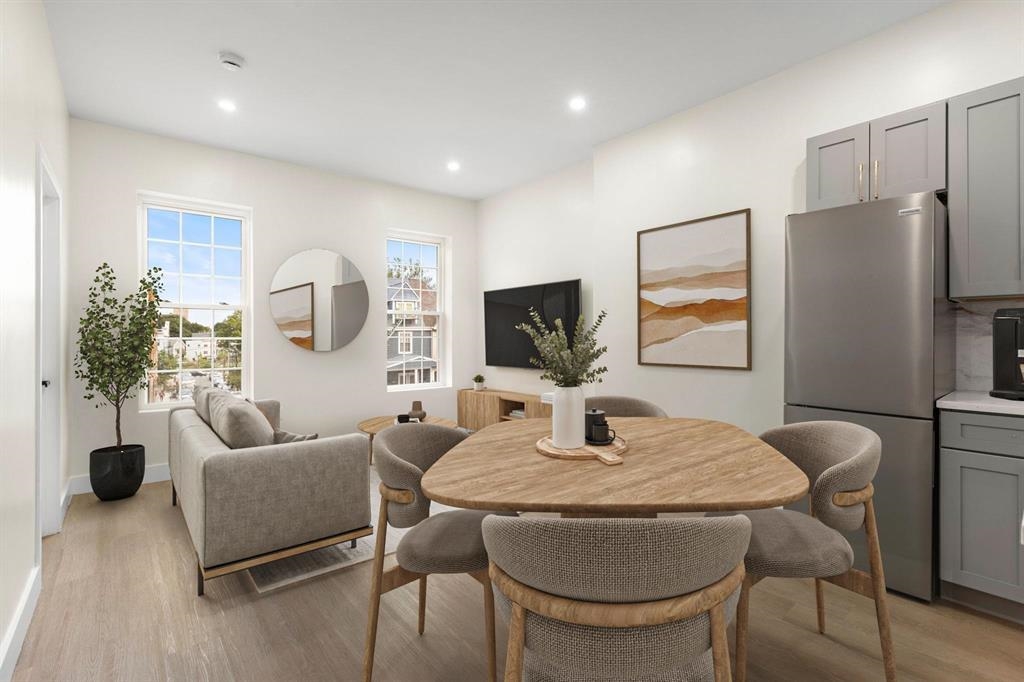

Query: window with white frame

[386,236,443,388]
[142,196,250,407]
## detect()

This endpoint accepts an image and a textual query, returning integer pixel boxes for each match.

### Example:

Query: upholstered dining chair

[585,395,668,417]
[730,421,895,682]
[363,424,512,682]
[483,515,751,682]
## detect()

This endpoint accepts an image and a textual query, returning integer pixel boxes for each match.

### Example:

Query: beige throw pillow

[208,392,275,449]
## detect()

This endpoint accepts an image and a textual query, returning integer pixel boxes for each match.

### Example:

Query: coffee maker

[990,308,1024,400]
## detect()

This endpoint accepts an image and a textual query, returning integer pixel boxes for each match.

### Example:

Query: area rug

[246,467,456,593]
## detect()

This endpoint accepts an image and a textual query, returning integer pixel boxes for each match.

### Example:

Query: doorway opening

[36,150,63,545]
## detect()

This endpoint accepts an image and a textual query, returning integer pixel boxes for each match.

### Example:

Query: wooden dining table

[420,417,809,516]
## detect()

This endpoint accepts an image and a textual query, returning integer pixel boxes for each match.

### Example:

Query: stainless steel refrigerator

[785,191,955,601]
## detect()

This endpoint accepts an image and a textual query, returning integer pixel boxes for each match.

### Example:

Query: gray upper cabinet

[870,102,947,200]
[806,123,869,211]
[949,77,1024,299]
[807,104,946,212]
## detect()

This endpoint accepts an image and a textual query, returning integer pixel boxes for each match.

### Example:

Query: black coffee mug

[396,414,410,423]
[590,423,615,443]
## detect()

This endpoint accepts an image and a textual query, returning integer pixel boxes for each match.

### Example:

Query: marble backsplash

[955,299,1024,391]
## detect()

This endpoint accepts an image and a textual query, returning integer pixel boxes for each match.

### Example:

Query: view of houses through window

[387,236,442,388]
[143,200,247,406]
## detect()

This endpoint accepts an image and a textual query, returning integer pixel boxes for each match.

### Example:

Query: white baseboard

[0,566,41,682]
[66,462,170,497]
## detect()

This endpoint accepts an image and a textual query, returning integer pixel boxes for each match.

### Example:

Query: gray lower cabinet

[806,123,869,211]
[940,413,1024,604]
[948,77,1024,299]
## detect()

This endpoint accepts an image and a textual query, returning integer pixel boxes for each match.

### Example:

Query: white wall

[477,0,1024,434]
[67,119,477,479]
[0,0,69,678]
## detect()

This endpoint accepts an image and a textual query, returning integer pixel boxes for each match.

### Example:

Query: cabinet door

[806,122,869,211]
[870,101,947,200]
[940,447,1024,603]
[949,77,1024,298]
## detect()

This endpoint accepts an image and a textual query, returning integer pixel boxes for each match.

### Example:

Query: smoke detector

[218,51,245,72]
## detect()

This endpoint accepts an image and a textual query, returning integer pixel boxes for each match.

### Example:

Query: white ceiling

[44,1,945,199]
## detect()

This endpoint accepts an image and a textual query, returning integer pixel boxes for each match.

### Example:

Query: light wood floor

[14,481,1024,681]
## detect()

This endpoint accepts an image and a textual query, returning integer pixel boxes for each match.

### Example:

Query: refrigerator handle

[857,163,864,202]
[1020,509,1023,546]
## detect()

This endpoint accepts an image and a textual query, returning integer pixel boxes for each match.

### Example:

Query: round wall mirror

[270,249,369,351]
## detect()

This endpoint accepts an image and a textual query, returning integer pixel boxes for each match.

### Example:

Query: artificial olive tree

[74,263,164,446]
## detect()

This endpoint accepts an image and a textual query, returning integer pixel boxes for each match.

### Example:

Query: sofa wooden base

[196,525,375,596]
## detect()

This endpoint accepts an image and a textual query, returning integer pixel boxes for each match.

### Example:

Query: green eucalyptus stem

[73,263,164,447]
[516,308,608,387]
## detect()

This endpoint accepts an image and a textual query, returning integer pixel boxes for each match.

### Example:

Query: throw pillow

[208,391,275,449]
[273,429,319,444]
[193,386,230,425]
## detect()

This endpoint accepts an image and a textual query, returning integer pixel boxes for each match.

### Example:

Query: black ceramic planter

[90,444,145,501]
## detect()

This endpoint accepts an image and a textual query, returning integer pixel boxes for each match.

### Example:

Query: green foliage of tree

[387,257,423,281]
[516,309,609,388]
[159,313,210,337]
[214,310,242,337]
[74,263,164,446]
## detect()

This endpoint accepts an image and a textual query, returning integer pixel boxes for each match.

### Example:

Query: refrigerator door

[785,404,935,601]
[786,193,938,419]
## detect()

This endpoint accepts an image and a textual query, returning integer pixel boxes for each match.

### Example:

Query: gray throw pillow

[208,392,275,449]
[273,429,319,444]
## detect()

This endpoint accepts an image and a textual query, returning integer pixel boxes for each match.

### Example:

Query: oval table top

[420,417,809,515]
[357,414,457,436]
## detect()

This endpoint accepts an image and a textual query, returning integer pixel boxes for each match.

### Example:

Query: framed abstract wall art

[270,282,315,350]
[637,209,751,369]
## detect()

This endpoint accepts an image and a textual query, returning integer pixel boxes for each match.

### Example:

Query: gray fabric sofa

[168,399,371,595]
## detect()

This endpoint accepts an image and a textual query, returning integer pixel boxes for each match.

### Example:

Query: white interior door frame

[36,146,64,548]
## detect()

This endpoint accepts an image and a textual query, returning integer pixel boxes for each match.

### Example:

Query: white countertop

[936,391,1024,417]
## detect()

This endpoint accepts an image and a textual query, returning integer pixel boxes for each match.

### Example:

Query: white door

[37,158,62,537]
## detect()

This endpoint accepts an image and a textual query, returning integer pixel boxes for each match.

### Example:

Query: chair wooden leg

[363,499,390,682]
[196,563,204,597]
[504,602,525,682]
[418,576,427,635]
[734,574,752,682]
[710,601,732,682]
[815,578,826,634]
[481,574,497,682]
[865,499,897,682]
[172,485,177,507]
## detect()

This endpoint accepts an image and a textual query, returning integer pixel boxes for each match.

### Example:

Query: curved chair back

[374,424,467,528]
[483,515,750,680]
[584,395,667,418]
[760,421,881,532]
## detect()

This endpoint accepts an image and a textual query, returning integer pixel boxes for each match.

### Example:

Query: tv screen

[484,279,582,369]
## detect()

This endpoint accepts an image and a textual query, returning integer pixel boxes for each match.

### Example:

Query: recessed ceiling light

[217,99,237,113]
[446,160,461,172]
[568,95,587,112]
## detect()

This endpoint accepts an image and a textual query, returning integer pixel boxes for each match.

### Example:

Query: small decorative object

[396,414,411,424]
[637,209,751,369]
[517,308,608,449]
[472,374,485,390]
[584,409,616,445]
[409,400,426,420]
[74,263,164,501]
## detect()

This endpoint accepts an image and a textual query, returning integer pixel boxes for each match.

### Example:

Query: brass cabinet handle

[872,159,880,200]
[857,163,864,202]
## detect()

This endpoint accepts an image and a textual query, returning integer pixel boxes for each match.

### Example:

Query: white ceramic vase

[552,385,585,449]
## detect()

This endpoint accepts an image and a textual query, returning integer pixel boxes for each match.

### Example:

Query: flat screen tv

[484,279,582,369]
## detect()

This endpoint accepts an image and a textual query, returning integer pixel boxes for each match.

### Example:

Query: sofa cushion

[192,385,225,425]
[274,429,319,444]
[208,392,275,449]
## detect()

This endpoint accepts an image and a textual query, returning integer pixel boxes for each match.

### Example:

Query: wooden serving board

[535,436,627,466]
